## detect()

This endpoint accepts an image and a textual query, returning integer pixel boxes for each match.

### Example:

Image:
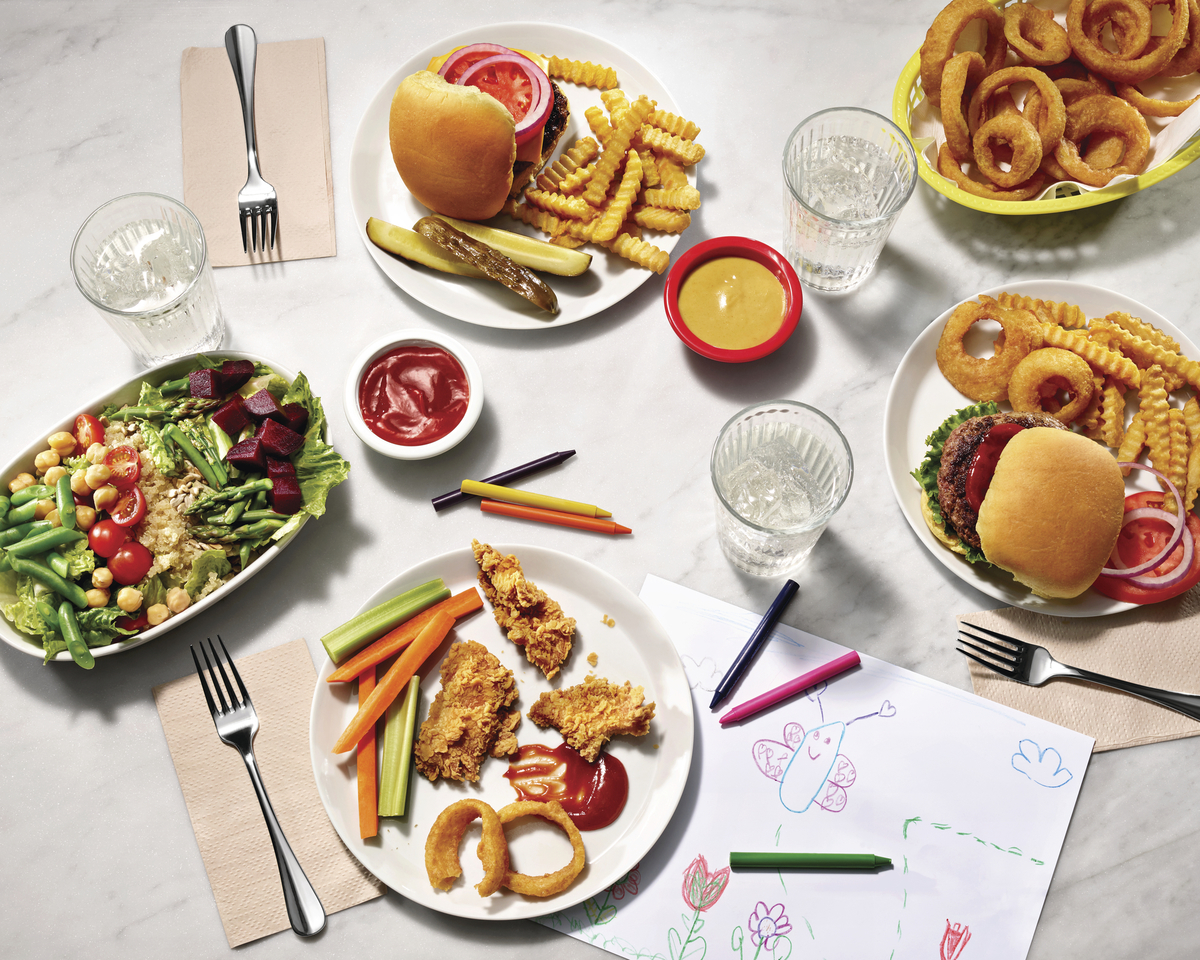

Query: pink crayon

[718,651,861,725]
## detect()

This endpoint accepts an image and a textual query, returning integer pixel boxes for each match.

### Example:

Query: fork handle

[241,751,327,936]
[225,25,264,180]
[1059,663,1200,723]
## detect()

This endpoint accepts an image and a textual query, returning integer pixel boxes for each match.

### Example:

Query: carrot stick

[326,588,482,683]
[333,610,455,754]
[356,665,378,839]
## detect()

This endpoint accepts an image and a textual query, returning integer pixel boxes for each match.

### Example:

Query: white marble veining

[3,1,1200,957]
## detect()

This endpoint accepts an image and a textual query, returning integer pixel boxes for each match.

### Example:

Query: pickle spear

[415,217,559,314]
[432,216,591,276]
[366,218,485,278]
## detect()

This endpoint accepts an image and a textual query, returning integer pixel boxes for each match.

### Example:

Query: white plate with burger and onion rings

[309,544,694,919]
[349,23,694,330]
[884,279,1199,617]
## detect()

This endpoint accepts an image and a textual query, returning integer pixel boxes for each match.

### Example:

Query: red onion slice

[1099,463,1186,579]
[1122,524,1195,589]
[460,53,553,145]
[437,43,513,84]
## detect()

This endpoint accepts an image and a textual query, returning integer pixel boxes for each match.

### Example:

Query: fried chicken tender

[415,640,520,783]
[472,539,576,679]
[527,674,655,762]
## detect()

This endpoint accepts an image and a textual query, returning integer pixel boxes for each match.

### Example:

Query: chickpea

[33,499,57,520]
[8,473,36,494]
[46,509,61,528]
[34,450,61,474]
[146,603,171,626]
[93,484,119,512]
[74,505,97,532]
[85,464,112,490]
[116,587,143,613]
[166,587,192,614]
[47,432,77,457]
[86,588,111,608]
[92,567,114,589]
[43,465,68,486]
[70,469,91,496]
[86,443,109,465]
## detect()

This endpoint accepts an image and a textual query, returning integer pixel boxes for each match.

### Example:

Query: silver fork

[224,25,278,252]
[958,622,1200,723]
[192,637,326,936]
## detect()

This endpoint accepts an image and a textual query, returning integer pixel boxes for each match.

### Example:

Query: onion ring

[425,798,510,897]
[1053,93,1151,185]
[1153,0,1200,75]
[935,298,1045,400]
[921,0,1008,108]
[941,51,988,161]
[1114,80,1200,116]
[968,66,1067,155]
[1005,2,1073,65]
[938,142,1049,200]
[973,113,1045,186]
[496,800,587,897]
[1083,0,1154,58]
[1007,347,1098,423]
[1067,0,1191,83]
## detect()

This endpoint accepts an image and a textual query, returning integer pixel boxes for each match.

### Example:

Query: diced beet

[225,437,267,471]
[257,418,305,457]
[266,458,296,479]
[220,359,255,392]
[189,368,223,399]
[280,403,309,435]
[269,476,303,515]
[244,389,284,422]
[210,396,251,438]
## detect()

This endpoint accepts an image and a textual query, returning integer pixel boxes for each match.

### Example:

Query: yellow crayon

[460,480,612,518]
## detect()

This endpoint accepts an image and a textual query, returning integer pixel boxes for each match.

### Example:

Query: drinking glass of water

[71,193,225,366]
[711,400,853,576]
[782,107,917,293]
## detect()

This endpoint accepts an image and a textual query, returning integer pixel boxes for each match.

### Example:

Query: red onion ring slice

[1100,463,1187,579]
[460,53,553,145]
[437,43,513,83]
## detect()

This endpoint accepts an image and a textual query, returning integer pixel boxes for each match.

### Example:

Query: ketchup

[503,743,629,831]
[965,421,1025,511]
[358,346,469,446]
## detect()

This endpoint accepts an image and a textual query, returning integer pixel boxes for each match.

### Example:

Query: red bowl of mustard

[664,236,802,363]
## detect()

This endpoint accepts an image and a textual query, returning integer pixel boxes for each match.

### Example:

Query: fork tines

[956,622,1021,676]
[239,205,277,253]
[191,635,252,717]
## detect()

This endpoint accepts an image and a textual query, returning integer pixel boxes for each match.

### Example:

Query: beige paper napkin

[181,38,335,266]
[960,590,1200,752]
[154,639,382,947]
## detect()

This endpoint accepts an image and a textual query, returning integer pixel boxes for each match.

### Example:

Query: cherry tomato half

[104,445,141,488]
[109,486,147,527]
[1092,492,1200,604]
[74,414,104,456]
[116,612,149,632]
[108,541,153,586]
[88,519,128,559]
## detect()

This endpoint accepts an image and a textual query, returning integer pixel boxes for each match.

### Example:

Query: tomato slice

[109,486,147,527]
[74,414,104,455]
[464,59,535,122]
[1092,492,1200,603]
[116,612,149,632]
[108,541,153,586]
[88,519,128,558]
[104,445,141,488]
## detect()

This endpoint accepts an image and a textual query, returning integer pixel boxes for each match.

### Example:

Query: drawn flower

[940,919,971,960]
[748,901,792,949]
[610,863,641,900]
[681,854,730,912]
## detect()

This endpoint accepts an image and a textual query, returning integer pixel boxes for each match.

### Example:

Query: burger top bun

[976,427,1125,599]
[389,70,516,221]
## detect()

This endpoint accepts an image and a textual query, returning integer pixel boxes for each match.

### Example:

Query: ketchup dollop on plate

[358,345,469,446]
[504,742,629,830]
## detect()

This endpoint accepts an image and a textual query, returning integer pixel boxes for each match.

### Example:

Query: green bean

[5,527,86,558]
[164,424,222,491]
[46,551,70,578]
[7,556,88,609]
[0,552,9,573]
[0,520,52,548]
[184,477,272,515]
[0,496,9,520]
[10,484,55,507]
[58,602,95,669]
[35,600,59,628]
[55,474,76,530]
[6,499,40,527]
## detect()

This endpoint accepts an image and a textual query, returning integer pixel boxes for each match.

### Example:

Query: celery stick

[378,675,421,818]
[320,579,448,663]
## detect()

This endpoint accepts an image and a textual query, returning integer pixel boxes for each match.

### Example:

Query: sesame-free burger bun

[389,70,516,221]
[975,427,1125,599]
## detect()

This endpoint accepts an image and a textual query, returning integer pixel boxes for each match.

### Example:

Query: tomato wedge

[109,486,147,527]
[1092,492,1200,603]
[74,414,104,455]
[104,445,141,488]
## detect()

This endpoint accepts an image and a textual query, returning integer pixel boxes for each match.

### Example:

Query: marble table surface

[3,1,1200,957]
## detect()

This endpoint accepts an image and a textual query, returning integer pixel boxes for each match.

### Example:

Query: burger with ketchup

[388,44,570,221]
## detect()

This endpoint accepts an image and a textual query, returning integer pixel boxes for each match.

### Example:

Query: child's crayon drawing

[1011,739,1074,788]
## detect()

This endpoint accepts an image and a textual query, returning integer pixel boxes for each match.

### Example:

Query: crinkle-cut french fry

[1167,407,1190,511]
[1104,325,1200,391]
[525,188,600,221]
[1104,310,1181,354]
[546,56,619,89]
[1138,365,1173,491]
[508,201,597,242]
[642,184,702,211]
[995,292,1087,328]
[550,233,589,249]
[600,89,630,115]
[583,98,653,207]
[1077,375,1106,432]
[1117,411,1147,475]
[1099,378,1127,449]
[1039,322,1141,388]
[536,138,600,191]
[657,156,688,188]
[592,149,644,242]
[1092,318,1184,389]
[640,152,661,188]
[631,203,691,233]
[649,108,701,140]
[639,126,705,165]
[599,231,669,274]
[559,162,597,195]
[1186,435,1200,513]
[1184,396,1200,446]
[585,106,613,147]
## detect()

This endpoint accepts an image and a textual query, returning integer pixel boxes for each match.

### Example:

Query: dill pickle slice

[415,216,560,314]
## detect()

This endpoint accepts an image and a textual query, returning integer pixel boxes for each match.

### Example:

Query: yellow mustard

[677,257,787,350]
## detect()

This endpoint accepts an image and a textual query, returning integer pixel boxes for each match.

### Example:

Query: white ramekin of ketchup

[345,328,483,459]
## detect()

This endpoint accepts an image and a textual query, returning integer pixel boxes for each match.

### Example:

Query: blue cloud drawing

[1012,740,1073,788]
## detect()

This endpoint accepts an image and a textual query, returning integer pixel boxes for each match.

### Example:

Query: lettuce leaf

[59,539,96,580]
[2,572,57,646]
[185,550,232,598]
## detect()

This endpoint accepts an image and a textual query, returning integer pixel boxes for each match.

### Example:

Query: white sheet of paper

[536,576,1093,960]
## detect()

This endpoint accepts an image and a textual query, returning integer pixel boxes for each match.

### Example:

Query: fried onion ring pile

[935,298,1045,401]
[1008,347,1099,422]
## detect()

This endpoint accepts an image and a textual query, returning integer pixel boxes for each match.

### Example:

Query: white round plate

[349,22,688,329]
[309,544,694,918]
[883,280,1199,617]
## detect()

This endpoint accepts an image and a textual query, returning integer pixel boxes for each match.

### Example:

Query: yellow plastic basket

[892,49,1200,216]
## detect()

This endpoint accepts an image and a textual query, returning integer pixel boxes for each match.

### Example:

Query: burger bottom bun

[976,428,1126,599]
[389,71,516,221]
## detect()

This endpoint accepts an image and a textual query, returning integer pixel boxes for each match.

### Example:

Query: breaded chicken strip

[527,674,655,762]
[472,539,576,679]
[415,640,520,783]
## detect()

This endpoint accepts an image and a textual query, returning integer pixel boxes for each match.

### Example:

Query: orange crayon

[481,499,632,535]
